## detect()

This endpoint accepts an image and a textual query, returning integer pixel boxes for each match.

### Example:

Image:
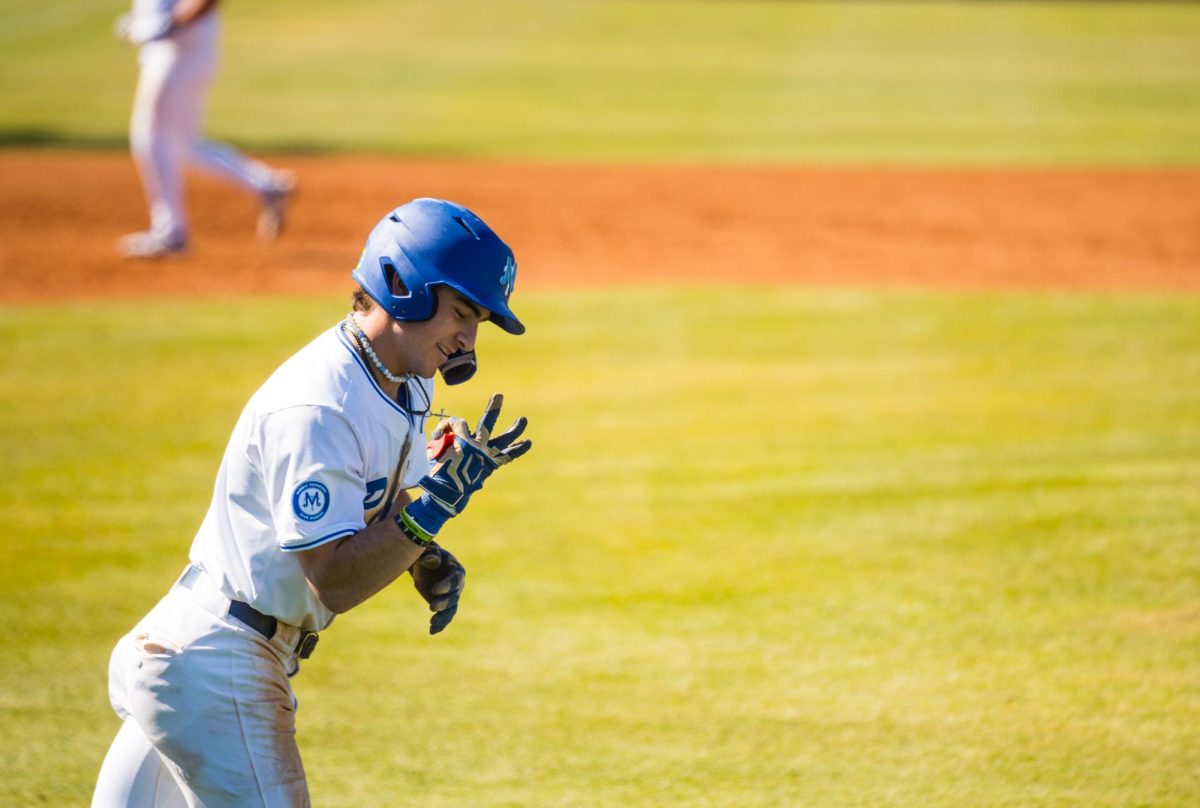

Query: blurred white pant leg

[129,17,218,240]
[190,140,279,195]
[91,719,188,808]
[176,15,280,195]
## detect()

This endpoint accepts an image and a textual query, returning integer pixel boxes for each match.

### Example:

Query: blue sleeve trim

[279,528,358,552]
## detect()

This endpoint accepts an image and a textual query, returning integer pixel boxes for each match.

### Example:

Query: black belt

[228,599,320,660]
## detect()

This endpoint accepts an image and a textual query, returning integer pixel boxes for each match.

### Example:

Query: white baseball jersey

[189,324,431,632]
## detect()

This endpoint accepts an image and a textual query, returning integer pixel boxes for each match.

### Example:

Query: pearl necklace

[343,314,407,386]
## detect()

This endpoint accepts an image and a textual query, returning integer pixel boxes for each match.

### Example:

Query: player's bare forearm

[171,0,219,27]
[295,490,427,613]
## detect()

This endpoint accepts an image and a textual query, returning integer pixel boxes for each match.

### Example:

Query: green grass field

[1,289,1198,806]
[3,0,1199,804]
[1,0,1199,163]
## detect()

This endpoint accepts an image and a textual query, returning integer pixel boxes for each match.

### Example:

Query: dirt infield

[1,149,1197,300]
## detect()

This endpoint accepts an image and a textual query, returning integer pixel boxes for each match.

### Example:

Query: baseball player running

[114,0,296,258]
[91,198,531,806]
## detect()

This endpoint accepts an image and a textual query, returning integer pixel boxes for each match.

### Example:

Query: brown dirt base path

[1,149,1198,300]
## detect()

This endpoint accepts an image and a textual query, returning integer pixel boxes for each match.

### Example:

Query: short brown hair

[352,287,374,313]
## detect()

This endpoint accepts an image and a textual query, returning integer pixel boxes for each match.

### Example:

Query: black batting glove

[409,543,466,635]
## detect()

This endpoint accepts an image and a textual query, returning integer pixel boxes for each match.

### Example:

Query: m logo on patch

[500,255,517,296]
[292,480,331,522]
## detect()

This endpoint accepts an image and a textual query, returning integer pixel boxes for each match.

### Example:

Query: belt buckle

[296,631,319,660]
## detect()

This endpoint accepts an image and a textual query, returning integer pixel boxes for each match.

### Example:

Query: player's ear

[384,262,410,297]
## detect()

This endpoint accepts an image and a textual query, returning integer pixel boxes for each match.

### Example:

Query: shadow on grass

[0,128,338,155]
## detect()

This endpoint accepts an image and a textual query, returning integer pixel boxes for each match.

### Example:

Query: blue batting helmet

[351,198,525,335]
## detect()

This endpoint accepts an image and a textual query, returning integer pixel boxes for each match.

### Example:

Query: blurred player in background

[113,0,295,259]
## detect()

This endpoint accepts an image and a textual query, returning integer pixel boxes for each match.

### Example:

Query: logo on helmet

[500,255,517,297]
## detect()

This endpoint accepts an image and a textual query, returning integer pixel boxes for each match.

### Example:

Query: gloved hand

[113,12,173,46]
[399,394,532,542]
[410,543,466,635]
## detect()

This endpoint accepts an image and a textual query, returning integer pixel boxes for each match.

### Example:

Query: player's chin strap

[438,349,477,385]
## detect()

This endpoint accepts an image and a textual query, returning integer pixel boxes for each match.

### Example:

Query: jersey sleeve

[253,405,368,552]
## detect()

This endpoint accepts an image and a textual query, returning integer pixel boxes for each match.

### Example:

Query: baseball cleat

[118,230,188,259]
[257,171,296,241]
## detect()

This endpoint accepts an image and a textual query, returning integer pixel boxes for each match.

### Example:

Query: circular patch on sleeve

[292,480,331,522]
